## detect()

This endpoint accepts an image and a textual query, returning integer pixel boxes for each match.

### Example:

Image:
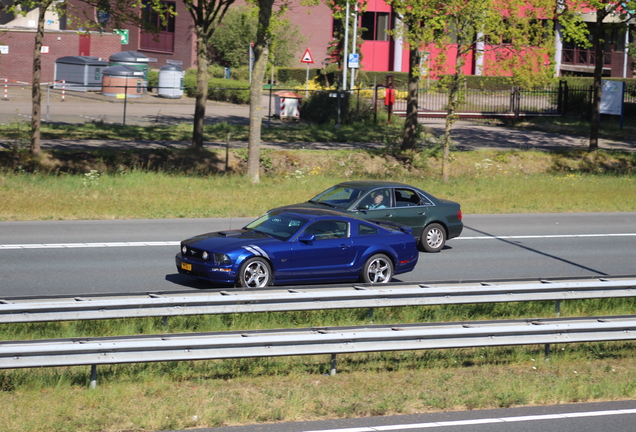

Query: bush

[183,70,251,104]
[301,91,351,124]
[278,67,321,84]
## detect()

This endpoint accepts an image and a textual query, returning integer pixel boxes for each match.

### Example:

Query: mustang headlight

[181,245,187,255]
[213,252,231,265]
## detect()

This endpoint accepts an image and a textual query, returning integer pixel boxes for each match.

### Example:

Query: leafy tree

[557,0,636,151]
[385,0,444,151]
[0,0,168,157]
[246,0,317,183]
[181,0,236,150]
[325,0,366,87]
[210,4,306,69]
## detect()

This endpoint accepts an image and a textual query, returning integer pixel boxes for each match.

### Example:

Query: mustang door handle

[340,244,350,249]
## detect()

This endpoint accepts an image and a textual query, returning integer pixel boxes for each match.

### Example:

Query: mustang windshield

[309,186,363,209]
[244,212,308,241]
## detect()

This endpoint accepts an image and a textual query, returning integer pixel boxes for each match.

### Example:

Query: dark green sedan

[272,180,463,252]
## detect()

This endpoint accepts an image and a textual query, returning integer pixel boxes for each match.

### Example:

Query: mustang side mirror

[298,234,316,243]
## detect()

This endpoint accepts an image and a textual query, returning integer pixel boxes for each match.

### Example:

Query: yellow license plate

[181,262,192,271]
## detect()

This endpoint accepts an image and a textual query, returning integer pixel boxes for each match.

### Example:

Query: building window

[361,12,390,42]
[140,1,175,53]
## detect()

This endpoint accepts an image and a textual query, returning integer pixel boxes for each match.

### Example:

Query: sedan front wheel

[238,257,272,288]
[420,223,446,253]
[361,254,393,284]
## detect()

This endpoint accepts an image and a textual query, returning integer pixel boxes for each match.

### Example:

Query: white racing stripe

[299,408,636,432]
[0,233,635,250]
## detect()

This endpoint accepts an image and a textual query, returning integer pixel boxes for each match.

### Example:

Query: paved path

[1,85,634,152]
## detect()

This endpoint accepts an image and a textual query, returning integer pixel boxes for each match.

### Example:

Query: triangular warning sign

[300,48,314,64]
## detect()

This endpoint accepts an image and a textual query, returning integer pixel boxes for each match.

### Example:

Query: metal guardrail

[1,277,635,324]
[2,315,636,369]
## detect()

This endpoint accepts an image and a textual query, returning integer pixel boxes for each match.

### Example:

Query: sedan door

[390,188,434,237]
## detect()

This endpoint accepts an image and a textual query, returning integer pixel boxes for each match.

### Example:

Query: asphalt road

[178,400,636,432]
[1,212,634,297]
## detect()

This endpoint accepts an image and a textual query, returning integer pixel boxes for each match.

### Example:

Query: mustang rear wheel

[420,223,446,253]
[238,257,272,288]
[361,254,393,284]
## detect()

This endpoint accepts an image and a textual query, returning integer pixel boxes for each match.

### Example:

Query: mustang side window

[358,223,378,236]
[305,220,348,240]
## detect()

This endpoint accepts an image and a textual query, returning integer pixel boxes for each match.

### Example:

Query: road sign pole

[306,63,309,97]
[350,5,358,92]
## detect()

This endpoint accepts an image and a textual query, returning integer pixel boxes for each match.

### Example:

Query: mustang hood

[183,229,281,252]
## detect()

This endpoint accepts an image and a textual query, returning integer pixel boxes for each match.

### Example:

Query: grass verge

[2,300,636,432]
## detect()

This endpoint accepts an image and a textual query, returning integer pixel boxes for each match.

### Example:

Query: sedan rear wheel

[421,223,446,253]
[361,254,393,284]
[238,257,272,288]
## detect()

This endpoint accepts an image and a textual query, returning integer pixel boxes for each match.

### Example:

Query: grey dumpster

[54,56,108,91]
[157,64,184,99]
[109,51,149,91]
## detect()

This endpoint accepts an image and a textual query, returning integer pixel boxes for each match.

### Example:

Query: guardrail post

[330,353,337,376]
[544,343,551,360]
[368,307,374,323]
[90,364,98,389]
[555,300,561,316]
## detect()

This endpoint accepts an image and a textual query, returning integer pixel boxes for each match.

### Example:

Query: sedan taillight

[457,209,463,220]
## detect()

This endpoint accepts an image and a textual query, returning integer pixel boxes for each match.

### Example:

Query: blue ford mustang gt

[176,208,419,288]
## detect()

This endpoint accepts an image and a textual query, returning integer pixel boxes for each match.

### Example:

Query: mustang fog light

[202,251,210,261]
[213,253,231,265]
[210,268,232,273]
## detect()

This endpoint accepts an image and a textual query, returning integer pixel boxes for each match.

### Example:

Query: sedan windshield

[309,186,363,209]
[244,212,307,241]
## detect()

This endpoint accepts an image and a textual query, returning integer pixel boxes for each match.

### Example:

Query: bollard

[90,364,97,389]
[2,78,8,101]
[61,79,66,102]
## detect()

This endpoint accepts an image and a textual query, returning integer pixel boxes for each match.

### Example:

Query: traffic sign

[300,48,314,64]
[348,53,359,68]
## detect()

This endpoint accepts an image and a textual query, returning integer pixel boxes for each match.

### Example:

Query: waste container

[274,91,302,120]
[54,56,108,91]
[109,51,150,90]
[101,65,145,98]
[157,64,184,99]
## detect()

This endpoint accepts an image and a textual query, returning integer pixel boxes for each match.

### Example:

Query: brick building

[1,0,633,85]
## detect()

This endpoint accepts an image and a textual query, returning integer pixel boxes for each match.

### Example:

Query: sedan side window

[395,188,429,207]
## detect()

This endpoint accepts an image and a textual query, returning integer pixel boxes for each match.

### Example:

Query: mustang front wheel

[421,223,446,253]
[238,257,272,288]
[361,254,393,283]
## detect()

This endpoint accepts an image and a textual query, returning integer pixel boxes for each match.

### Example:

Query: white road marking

[456,233,636,240]
[0,241,180,250]
[0,233,634,250]
[299,408,636,431]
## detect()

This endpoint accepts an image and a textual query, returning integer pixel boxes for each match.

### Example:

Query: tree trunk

[31,4,50,157]
[401,47,420,151]
[247,0,274,184]
[192,26,209,150]
[442,54,463,183]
